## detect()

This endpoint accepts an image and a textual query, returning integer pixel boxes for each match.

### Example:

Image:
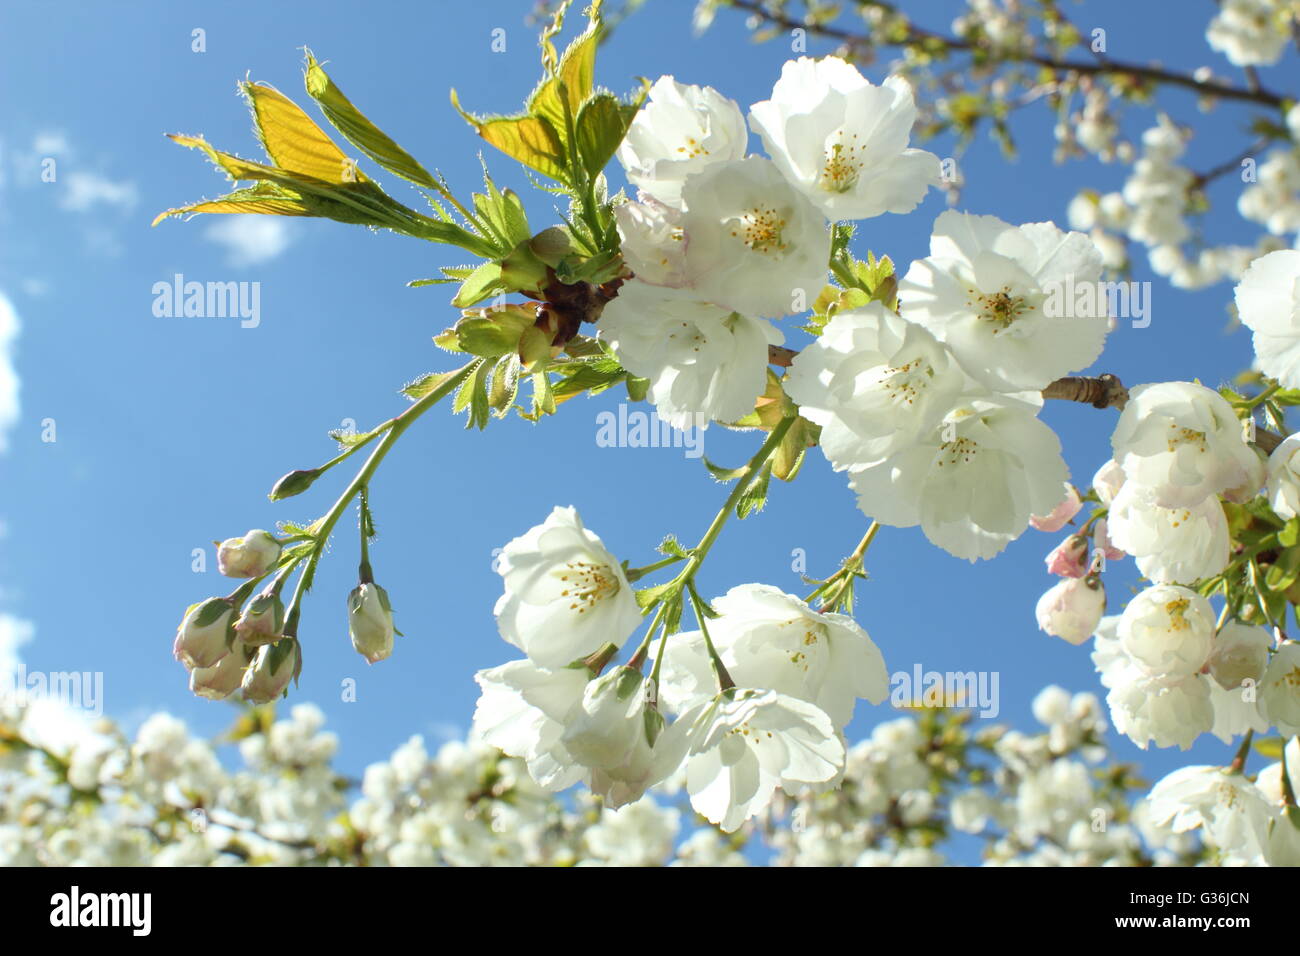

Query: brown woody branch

[722,0,1286,107]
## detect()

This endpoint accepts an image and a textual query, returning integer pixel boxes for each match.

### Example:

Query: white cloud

[204,216,294,266]
[0,614,32,681]
[0,291,19,453]
[32,131,70,156]
[58,171,138,213]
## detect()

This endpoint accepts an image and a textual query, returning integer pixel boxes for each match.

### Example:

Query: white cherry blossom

[616,76,747,209]
[846,395,1069,561]
[1110,381,1261,509]
[679,156,830,319]
[494,507,642,669]
[747,56,939,220]
[598,281,781,428]
[897,210,1109,391]
[784,302,964,468]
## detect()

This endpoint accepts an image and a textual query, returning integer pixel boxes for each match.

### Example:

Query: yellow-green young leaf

[450,90,568,183]
[151,183,314,225]
[772,415,820,482]
[157,132,498,254]
[488,354,521,416]
[452,262,506,308]
[473,173,532,249]
[527,7,600,146]
[303,53,438,188]
[575,92,640,179]
[241,82,362,184]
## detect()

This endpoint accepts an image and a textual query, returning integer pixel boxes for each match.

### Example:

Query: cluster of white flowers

[470,506,891,832]
[765,686,1214,866]
[1146,736,1300,865]
[603,58,939,428]
[1066,108,1292,292]
[1206,0,1293,67]
[604,59,1122,563]
[787,206,1111,561]
[3,676,1226,866]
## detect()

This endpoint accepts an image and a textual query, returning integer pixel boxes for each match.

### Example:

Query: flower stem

[282,362,475,637]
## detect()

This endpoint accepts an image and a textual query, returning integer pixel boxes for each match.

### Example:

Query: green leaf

[468,361,491,430]
[527,5,601,148]
[736,461,772,519]
[551,356,626,399]
[488,354,521,416]
[452,262,507,308]
[402,367,468,402]
[303,52,439,189]
[472,171,532,250]
[575,91,642,179]
[451,91,569,184]
[635,580,676,611]
[530,370,557,419]
[702,457,748,483]
[657,535,690,559]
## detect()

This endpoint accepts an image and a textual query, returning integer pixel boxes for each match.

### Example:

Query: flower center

[937,435,978,467]
[555,560,619,614]
[1164,597,1191,631]
[729,206,788,255]
[818,133,863,193]
[970,285,1031,330]
[676,135,708,159]
[1166,424,1208,454]
[876,356,933,407]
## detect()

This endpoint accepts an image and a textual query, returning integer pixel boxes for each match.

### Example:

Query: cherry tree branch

[722,0,1286,107]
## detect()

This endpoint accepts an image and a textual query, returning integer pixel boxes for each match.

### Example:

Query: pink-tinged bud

[241,640,300,704]
[174,598,235,669]
[216,530,281,578]
[1030,485,1082,532]
[234,594,286,647]
[1035,576,1106,645]
[1093,519,1126,561]
[1044,535,1089,578]
[190,639,252,700]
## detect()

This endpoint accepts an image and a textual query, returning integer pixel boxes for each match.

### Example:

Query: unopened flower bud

[216,530,281,578]
[348,583,396,664]
[173,598,235,669]
[1044,535,1089,578]
[241,640,300,704]
[1035,576,1105,645]
[1207,621,1271,692]
[269,468,321,501]
[190,638,252,700]
[234,594,286,647]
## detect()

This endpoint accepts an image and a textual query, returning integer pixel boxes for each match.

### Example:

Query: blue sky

[0,0,1288,816]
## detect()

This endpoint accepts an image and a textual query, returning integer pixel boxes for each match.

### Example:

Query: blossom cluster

[0,679,1219,866]
[471,506,889,832]
[606,58,1116,563]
